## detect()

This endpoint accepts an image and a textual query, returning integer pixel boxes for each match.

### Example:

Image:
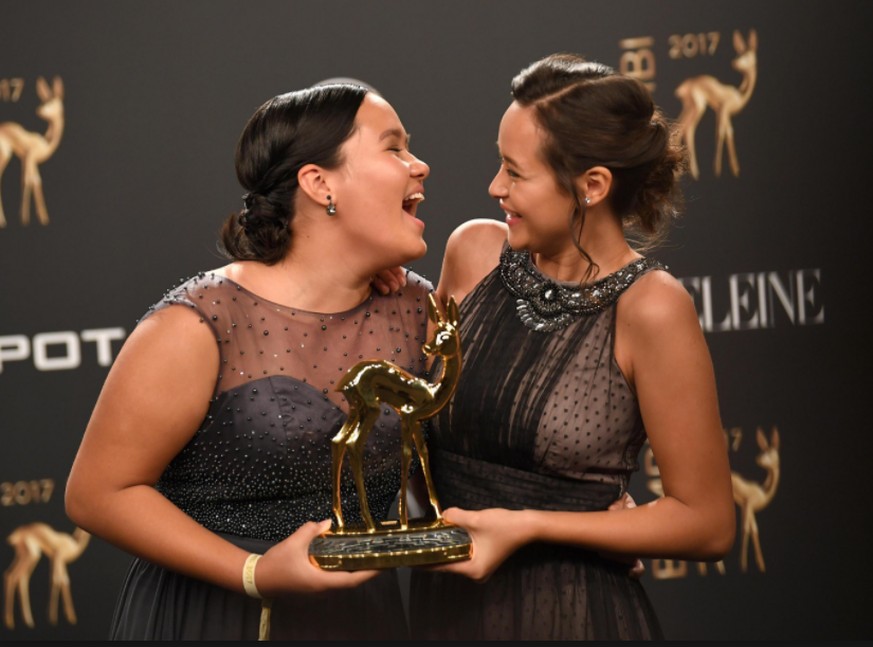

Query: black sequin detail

[499,247,665,332]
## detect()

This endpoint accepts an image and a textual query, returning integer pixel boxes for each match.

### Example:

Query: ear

[733,30,747,54]
[747,29,758,52]
[426,293,441,324]
[297,163,333,209]
[446,296,460,326]
[575,166,613,207]
[36,77,51,102]
[756,427,768,451]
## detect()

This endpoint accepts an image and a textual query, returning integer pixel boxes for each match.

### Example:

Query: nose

[410,154,430,180]
[488,168,507,199]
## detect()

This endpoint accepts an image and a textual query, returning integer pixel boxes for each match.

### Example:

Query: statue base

[309,518,472,571]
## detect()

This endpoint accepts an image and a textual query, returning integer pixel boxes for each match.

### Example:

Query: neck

[219,248,372,313]
[532,211,639,284]
[272,253,374,313]
[420,352,460,416]
[283,208,400,310]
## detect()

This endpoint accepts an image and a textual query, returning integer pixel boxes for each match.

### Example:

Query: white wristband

[242,553,263,599]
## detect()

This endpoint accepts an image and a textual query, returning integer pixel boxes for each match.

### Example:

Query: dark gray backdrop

[1,0,870,640]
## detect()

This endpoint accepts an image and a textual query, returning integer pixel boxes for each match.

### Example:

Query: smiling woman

[64,83,434,641]
[408,53,734,641]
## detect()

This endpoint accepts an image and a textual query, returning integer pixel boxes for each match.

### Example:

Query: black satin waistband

[215,532,276,553]
[430,450,621,512]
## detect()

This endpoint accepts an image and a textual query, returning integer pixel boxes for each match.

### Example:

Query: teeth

[403,192,425,203]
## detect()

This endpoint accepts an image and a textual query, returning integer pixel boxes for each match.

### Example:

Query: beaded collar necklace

[498,246,664,332]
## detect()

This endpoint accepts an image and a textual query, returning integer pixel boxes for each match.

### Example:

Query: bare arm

[434,271,735,580]
[65,305,375,596]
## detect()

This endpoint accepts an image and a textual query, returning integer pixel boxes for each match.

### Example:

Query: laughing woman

[65,83,433,640]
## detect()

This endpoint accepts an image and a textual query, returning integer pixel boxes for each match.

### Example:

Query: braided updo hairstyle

[510,53,686,266]
[219,83,369,264]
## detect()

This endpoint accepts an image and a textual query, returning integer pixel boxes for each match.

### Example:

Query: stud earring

[584,196,591,205]
[326,195,337,216]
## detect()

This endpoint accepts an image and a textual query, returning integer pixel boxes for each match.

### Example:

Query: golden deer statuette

[310,293,471,571]
[330,293,461,533]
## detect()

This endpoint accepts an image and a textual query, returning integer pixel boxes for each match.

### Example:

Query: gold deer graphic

[645,447,727,576]
[0,76,65,228]
[3,522,90,629]
[675,29,757,179]
[730,426,779,573]
[331,294,461,532]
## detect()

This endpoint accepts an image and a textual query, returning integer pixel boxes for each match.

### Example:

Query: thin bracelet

[242,553,263,599]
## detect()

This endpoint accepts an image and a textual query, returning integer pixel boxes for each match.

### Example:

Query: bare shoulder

[447,218,508,252]
[438,219,507,304]
[121,302,218,372]
[617,268,699,337]
[614,268,709,388]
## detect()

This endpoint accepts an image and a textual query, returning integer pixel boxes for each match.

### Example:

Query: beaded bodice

[144,271,432,542]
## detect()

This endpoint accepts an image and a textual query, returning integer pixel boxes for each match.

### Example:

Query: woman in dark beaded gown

[65,83,433,640]
[407,54,736,640]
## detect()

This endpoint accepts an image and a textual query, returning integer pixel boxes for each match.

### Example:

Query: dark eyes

[498,158,520,179]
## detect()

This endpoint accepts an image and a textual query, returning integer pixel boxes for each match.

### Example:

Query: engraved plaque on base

[309,519,471,571]
[308,295,472,570]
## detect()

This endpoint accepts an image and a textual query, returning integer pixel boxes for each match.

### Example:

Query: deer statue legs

[398,419,442,529]
[331,405,382,531]
[331,407,443,533]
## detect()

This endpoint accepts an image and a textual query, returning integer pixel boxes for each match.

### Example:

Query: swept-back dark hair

[510,53,686,275]
[219,83,368,264]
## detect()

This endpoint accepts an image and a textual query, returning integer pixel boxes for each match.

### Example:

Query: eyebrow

[379,128,410,145]
[496,142,517,165]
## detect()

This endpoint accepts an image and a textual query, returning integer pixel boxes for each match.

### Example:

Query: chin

[404,238,427,261]
[388,245,426,269]
[506,230,530,252]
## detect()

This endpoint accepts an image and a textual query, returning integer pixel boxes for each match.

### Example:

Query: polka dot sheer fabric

[410,250,665,640]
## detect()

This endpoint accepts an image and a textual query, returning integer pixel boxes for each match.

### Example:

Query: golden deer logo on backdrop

[3,522,90,630]
[675,30,757,179]
[644,452,727,578]
[730,426,780,573]
[0,76,65,228]
[644,424,779,579]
